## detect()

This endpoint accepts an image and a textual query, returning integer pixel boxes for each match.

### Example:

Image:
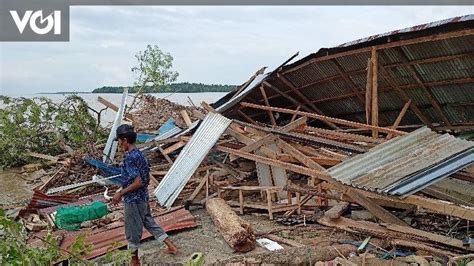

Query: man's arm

[112,176,143,204]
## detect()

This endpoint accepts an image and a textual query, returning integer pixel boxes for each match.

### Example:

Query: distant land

[92,82,237,93]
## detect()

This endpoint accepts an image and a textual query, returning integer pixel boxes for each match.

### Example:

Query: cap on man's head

[114,124,135,141]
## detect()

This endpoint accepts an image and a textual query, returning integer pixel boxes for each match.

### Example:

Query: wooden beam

[263,81,338,129]
[383,223,473,251]
[365,58,372,125]
[218,146,406,226]
[332,59,366,104]
[395,47,452,127]
[386,100,411,139]
[235,120,368,153]
[370,47,379,138]
[322,182,474,221]
[188,172,209,202]
[162,140,186,155]
[304,126,384,144]
[384,51,474,69]
[240,102,406,136]
[290,106,301,122]
[283,29,474,75]
[157,145,173,164]
[325,202,350,219]
[378,66,434,127]
[275,139,326,172]
[278,73,334,117]
[237,109,259,125]
[259,86,277,127]
[180,110,193,128]
[97,96,134,121]
[342,186,406,226]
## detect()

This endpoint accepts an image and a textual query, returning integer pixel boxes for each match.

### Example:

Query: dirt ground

[130,208,361,265]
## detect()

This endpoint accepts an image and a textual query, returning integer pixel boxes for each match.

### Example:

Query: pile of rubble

[6,15,474,264]
[131,94,202,131]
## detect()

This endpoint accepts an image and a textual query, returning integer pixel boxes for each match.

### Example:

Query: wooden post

[290,106,301,122]
[266,189,273,220]
[365,58,372,124]
[259,86,277,127]
[370,47,379,138]
[387,100,411,139]
[239,190,244,215]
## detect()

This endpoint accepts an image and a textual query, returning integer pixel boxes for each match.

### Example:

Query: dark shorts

[124,202,168,250]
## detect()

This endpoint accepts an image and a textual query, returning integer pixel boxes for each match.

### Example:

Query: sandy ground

[118,208,358,265]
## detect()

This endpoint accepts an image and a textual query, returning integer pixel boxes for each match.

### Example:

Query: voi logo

[9,10,61,35]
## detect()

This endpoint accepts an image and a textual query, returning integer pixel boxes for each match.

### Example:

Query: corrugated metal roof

[337,15,474,48]
[328,127,474,197]
[154,112,232,208]
[219,15,474,131]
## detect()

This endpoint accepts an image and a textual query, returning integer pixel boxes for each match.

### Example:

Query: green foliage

[0,209,59,265]
[92,82,236,93]
[131,44,179,90]
[0,95,107,169]
[104,241,133,264]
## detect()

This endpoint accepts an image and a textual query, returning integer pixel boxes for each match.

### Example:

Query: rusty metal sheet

[30,207,197,260]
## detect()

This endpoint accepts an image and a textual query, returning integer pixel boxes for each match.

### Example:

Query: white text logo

[10,10,61,35]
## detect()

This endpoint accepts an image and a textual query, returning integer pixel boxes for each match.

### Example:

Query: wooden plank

[386,100,411,139]
[322,182,474,221]
[318,216,458,257]
[266,234,305,248]
[383,223,472,251]
[188,173,209,202]
[157,145,173,164]
[344,187,406,226]
[219,145,404,226]
[230,116,307,161]
[27,152,59,162]
[259,86,277,127]
[180,110,193,128]
[304,126,383,144]
[263,81,338,129]
[371,47,379,138]
[275,139,326,172]
[325,202,350,219]
[240,102,406,136]
[390,239,457,257]
[97,96,134,121]
[237,109,258,125]
[290,106,301,122]
[217,146,332,181]
[162,141,186,155]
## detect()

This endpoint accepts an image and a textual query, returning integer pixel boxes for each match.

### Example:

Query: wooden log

[206,198,256,253]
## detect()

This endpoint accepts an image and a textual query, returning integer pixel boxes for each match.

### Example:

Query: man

[112,124,178,265]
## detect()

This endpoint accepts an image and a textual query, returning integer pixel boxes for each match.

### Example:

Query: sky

[0,6,472,95]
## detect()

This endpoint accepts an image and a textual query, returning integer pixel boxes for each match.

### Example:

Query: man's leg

[124,203,145,265]
[142,204,177,254]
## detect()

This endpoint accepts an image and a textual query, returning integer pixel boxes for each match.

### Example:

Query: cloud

[0,6,470,95]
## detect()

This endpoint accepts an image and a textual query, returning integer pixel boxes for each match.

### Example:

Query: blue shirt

[121,148,150,203]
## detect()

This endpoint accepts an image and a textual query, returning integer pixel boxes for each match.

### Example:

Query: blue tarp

[85,158,127,185]
[137,133,156,143]
[158,118,177,135]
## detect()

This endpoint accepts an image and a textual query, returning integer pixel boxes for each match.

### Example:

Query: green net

[55,201,108,231]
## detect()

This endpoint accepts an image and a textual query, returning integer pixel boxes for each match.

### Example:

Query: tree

[131,45,179,91]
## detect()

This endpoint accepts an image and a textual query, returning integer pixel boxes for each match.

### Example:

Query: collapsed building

[15,15,474,264]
